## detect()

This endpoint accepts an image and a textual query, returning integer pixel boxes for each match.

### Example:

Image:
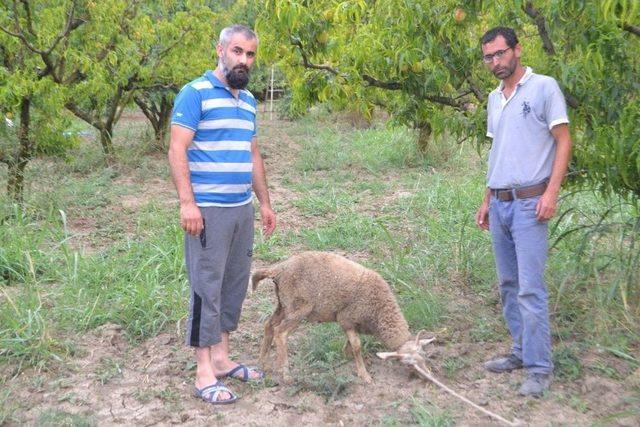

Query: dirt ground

[3,113,639,426]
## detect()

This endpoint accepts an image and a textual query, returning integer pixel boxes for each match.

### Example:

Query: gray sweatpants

[184,203,254,347]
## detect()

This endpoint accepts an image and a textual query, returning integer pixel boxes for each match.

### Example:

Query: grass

[35,409,94,427]
[553,345,584,381]
[1,105,639,423]
[409,397,456,426]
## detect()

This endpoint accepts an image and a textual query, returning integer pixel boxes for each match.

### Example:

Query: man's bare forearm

[168,126,197,206]
[251,140,272,208]
[548,124,573,195]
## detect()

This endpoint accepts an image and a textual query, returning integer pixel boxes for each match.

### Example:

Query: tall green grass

[282,110,638,352]
[1,106,638,380]
[0,204,188,370]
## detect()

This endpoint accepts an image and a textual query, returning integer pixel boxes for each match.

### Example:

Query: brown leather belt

[491,182,547,201]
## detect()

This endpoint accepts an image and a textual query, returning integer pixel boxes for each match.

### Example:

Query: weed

[0,390,18,425]
[35,409,94,427]
[409,397,456,426]
[442,357,467,379]
[292,364,354,402]
[95,357,123,385]
[397,284,443,332]
[590,361,622,380]
[468,315,502,343]
[553,345,583,381]
[133,389,158,404]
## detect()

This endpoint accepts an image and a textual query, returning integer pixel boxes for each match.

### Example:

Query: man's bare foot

[214,362,264,382]
[195,373,233,401]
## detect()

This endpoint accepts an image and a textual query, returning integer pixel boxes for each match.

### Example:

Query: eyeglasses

[482,47,512,63]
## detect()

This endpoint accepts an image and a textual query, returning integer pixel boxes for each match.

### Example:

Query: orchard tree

[256,0,640,201]
[257,0,491,151]
[63,0,216,154]
[0,0,218,203]
[0,0,83,204]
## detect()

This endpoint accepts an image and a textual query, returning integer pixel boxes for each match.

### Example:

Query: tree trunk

[417,122,432,153]
[98,127,114,155]
[7,160,27,205]
[154,95,172,148]
[6,97,33,206]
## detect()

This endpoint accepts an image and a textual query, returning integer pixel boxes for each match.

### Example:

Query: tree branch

[133,95,159,129]
[464,77,485,102]
[362,75,468,110]
[19,0,36,37]
[292,39,341,75]
[292,35,470,110]
[361,74,402,90]
[65,102,101,129]
[523,2,580,109]
[523,2,556,55]
[622,23,640,37]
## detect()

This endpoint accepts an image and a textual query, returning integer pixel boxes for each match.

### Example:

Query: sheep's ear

[377,351,401,360]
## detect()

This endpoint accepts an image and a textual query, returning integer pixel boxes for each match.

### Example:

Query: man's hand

[535,190,558,221]
[180,202,203,236]
[260,204,276,238]
[475,201,490,231]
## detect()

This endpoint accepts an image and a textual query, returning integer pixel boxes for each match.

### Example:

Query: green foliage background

[255,0,640,202]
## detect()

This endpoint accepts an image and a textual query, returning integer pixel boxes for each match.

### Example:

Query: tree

[256,0,640,200]
[0,0,82,204]
[0,0,218,203]
[62,0,216,154]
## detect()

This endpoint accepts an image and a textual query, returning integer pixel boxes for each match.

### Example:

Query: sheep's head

[376,331,435,366]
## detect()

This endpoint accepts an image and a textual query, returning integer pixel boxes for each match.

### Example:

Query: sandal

[193,381,238,405]
[221,364,264,382]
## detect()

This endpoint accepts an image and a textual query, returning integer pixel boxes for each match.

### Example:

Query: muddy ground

[3,113,639,426]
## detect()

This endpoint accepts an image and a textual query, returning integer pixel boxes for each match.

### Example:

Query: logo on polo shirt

[522,101,531,117]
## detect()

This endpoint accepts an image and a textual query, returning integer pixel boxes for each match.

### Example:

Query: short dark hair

[481,27,518,48]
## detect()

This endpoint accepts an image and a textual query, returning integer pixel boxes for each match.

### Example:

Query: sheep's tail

[251,263,285,292]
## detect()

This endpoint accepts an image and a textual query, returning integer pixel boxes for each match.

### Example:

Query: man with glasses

[475,27,573,397]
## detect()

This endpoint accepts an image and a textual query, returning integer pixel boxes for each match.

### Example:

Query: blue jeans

[489,195,553,374]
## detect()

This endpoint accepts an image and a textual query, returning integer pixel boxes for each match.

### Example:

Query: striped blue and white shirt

[171,71,257,207]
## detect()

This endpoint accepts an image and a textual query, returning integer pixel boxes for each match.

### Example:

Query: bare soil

[3,114,639,426]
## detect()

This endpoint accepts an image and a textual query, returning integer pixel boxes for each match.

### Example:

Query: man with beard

[168,24,276,404]
[475,27,572,397]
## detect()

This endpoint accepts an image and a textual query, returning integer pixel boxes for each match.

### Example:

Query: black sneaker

[484,354,523,373]
[518,373,551,397]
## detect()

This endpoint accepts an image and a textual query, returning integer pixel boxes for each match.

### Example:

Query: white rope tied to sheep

[411,360,522,427]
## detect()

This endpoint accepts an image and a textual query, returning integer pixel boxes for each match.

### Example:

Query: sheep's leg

[273,303,313,383]
[259,305,284,366]
[343,340,354,359]
[344,329,373,383]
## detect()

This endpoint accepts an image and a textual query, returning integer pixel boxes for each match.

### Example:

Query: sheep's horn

[376,351,399,360]
[418,337,436,346]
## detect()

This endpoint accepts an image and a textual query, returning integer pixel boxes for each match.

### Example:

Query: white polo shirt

[486,67,569,189]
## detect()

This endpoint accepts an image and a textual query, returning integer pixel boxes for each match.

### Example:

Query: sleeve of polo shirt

[486,95,494,138]
[171,85,201,131]
[545,78,570,130]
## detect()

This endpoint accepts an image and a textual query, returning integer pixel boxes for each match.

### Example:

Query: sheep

[252,251,522,426]
[251,251,432,383]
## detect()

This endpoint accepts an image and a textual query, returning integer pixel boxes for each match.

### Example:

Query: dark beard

[226,65,250,89]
